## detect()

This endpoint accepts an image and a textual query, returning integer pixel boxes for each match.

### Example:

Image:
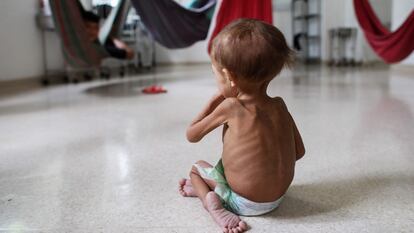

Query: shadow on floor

[84,77,189,98]
[84,67,211,98]
[84,80,148,98]
[265,174,412,219]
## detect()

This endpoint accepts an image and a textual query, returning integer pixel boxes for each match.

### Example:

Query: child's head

[210,18,294,96]
[82,11,100,41]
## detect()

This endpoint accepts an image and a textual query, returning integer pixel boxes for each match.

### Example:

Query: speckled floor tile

[0,64,413,232]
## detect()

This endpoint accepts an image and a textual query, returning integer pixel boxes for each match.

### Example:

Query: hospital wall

[392,0,414,66]
[0,0,49,81]
[154,0,390,64]
[0,0,412,82]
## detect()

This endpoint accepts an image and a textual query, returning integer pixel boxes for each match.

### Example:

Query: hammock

[130,0,216,49]
[187,0,215,19]
[354,0,414,63]
[99,0,131,44]
[208,0,273,52]
[49,0,130,67]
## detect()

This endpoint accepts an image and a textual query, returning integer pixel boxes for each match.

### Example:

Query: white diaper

[194,160,284,216]
[226,191,284,216]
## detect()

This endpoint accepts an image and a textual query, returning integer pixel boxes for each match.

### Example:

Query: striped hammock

[49,0,129,67]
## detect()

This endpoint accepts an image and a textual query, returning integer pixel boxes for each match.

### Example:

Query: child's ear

[222,68,236,86]
[222,68,230,79]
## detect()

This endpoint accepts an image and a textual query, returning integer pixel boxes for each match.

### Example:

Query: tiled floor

[0,64,413,232]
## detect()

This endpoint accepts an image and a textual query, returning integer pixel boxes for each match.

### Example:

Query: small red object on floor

[142,85,167,94]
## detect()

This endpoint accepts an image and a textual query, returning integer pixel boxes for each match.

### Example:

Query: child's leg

[184,160,248,233]
[179,160,216,197]
[178,161,216,197]
[189,160,217,206]
[178,178,197,197]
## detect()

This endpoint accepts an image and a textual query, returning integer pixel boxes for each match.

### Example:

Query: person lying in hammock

[82,11,134,60]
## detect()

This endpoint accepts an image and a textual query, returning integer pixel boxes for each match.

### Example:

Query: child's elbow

[186,129,201,143]
[296,148,305,161]
[187,135,200,143]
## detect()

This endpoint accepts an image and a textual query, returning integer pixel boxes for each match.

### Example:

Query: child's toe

[178,178,186,186]
[239,221,247,230]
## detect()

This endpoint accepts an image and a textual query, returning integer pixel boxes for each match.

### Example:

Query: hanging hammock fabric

[49,0,129,67]
[187,0,215,20]
[354,0,414,63]
[208,0,273,52]
[130,0,216,49]
[99,0,131,44]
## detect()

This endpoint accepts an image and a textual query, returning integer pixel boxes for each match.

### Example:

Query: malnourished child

[179,18,305,233]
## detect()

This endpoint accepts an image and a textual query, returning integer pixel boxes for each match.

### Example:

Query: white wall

[392,0,414,65]
[0,0,101,81]
[322,0,392,63]
[321,0,346,61]
[273,0,292,47]
[1,0,407,81]
[0,0,64,81]
[0,0,43,81]
[155,41,211,64]
[343,0,367,62]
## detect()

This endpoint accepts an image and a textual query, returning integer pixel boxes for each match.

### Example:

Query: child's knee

[190,165,200,177]
[195,160,212,168]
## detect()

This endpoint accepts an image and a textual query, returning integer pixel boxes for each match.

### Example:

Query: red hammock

[208,0,273,52]
[354,0,414,63]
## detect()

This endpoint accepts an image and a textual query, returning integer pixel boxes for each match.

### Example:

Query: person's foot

[205,191,248,233]
[178,178,197,197]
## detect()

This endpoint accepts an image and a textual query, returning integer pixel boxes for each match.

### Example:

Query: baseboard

[0,76,41,87]
[320,59,388,67]
[0,76,44,98]
[0,70,68,85]
[391,64,414,78]
[156,61,210,66]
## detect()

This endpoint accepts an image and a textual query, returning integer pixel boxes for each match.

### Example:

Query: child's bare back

[222,96,304,203]
[179,19,305,233]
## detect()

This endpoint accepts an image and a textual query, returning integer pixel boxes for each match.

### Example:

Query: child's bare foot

[205,191,248,233]
[178,178,197,197]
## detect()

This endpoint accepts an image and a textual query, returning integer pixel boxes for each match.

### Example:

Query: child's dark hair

[82,11,100,23]
[211,18,294,83]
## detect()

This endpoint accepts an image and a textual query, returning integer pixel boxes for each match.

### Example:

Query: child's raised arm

[189,93,225,125]
[186,94,234,143]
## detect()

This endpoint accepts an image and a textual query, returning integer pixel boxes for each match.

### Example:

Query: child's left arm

[186,94,235,143]
[190,93,225,125]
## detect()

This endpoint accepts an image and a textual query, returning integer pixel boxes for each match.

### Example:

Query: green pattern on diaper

[201,160,236,211]
[194,160,284,215]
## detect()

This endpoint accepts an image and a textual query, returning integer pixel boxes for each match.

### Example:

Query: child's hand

[209,92,226,109]
[212,92,225,101]
[189,93,225,127]
[187,92,232,143]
